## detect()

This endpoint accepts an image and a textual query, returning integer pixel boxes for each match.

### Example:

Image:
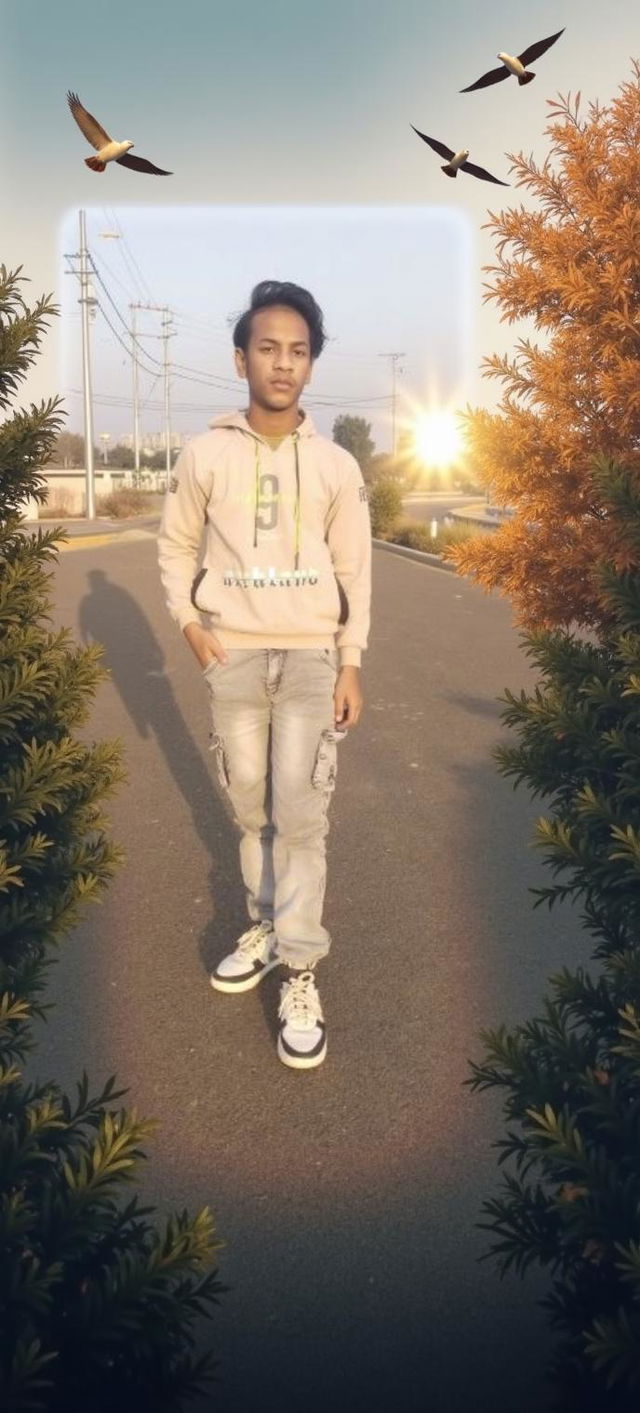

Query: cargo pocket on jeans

[208,731,230,792]
[311,727,346,794]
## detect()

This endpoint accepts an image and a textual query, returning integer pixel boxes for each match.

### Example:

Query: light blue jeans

[203,647,347,969]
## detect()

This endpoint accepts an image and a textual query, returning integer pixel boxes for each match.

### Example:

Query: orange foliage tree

[446,61,640,632]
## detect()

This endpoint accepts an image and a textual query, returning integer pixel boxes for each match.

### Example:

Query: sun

[413,410,463,468]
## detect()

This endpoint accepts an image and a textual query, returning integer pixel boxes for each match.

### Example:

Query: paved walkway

[29,531,582,1412]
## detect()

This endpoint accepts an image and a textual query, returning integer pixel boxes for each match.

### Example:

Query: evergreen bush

[0,264,223,1411]
[468,456,640,1408]
[388,518,435,551]
[368,477,403,537]
[95,487,155,518]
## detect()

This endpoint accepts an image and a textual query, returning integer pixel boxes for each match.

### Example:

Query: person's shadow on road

[77,568,248,973]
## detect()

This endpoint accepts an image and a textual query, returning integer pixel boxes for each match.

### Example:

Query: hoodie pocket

[191,566,208,611]
[334,575,349,626]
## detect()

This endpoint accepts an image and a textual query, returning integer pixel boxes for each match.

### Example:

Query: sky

[2,0,639,454]
[57,205,472,448]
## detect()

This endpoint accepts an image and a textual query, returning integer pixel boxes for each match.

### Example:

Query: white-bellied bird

[67,92,172,174]
[411,127,509,184]
[460,28,565,91]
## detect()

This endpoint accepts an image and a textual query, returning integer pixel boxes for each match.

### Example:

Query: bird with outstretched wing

[411,126,509,184]
[460,28,565,91]
[67,91,172,174]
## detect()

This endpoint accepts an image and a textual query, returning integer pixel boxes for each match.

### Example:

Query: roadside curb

[372,538,458,573]
[55,528,158,553]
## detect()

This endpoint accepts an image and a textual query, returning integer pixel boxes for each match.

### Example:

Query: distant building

[114,430,192,452]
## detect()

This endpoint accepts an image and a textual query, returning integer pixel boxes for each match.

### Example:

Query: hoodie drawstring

[293,430,301,572]
[253,439,260,550]
[252,429,301,572]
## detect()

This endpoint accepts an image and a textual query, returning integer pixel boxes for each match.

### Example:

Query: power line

[64,387,233,413]
[170,360,242,388]
[141,375,162,409]
[89,254,165,369]
[306,394,392,405]
[170,313,233,347]
[106,207,157,304]
[63,387,392,413]
[92,297,159,378]
[93,227,140,302]
[78,245,401,401]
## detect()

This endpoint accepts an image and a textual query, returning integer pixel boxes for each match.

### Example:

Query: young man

[157,280,372,1070]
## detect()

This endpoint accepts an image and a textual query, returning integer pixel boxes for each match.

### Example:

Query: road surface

[30,533,586,1412]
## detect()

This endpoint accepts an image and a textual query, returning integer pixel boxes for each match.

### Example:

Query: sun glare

[413,410,463,468]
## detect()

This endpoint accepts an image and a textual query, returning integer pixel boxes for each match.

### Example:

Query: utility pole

[131,303,174,489]
[379,352,405,458]
[130,303,141,475]
[65,211,98,519]
[161,308,174,486]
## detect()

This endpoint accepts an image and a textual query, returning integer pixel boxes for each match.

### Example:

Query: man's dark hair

[232,280,328,360]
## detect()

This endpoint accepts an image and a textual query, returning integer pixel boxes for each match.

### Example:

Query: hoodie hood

[208,408,317,438]
[206,409,318,572]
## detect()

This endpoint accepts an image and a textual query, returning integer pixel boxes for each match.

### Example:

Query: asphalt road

[30,534,587,1413]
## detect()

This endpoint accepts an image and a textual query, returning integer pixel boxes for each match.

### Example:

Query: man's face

[235,305,313,411]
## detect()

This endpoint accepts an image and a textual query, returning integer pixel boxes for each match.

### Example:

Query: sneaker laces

[236,923,273,959]
[279,970,323,1029]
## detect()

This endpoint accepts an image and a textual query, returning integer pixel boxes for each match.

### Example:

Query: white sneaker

[210,922,279,993]
[277,970,327,1070]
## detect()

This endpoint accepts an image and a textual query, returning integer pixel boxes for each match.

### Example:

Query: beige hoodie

[157,410,371,668]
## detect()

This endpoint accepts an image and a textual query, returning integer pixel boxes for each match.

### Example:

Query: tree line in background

[45,432,176,473]
[46,416,482,492]
[41,413,482,550]
[332,413,481,494]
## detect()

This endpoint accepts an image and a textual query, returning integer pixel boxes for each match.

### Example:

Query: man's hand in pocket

[183,621,228,671]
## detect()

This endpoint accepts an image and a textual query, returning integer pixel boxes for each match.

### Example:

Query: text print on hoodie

[157,410,372,669]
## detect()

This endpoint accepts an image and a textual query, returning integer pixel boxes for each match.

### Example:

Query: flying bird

[411,127,509,185]
[66,91,172,174]
[460,28,565,91]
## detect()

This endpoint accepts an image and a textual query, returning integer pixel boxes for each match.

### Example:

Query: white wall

[18,469,164,517]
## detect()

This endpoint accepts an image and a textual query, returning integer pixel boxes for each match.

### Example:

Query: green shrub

[384,517,478,555]
[388,518,436,551]
[0,264,223,1412]
[368,477,403,537]
[95,488,155,518]
[469,457,640,1409]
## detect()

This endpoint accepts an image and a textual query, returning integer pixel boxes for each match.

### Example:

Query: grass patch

[384,517,479,554]
[95,487,157,518]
